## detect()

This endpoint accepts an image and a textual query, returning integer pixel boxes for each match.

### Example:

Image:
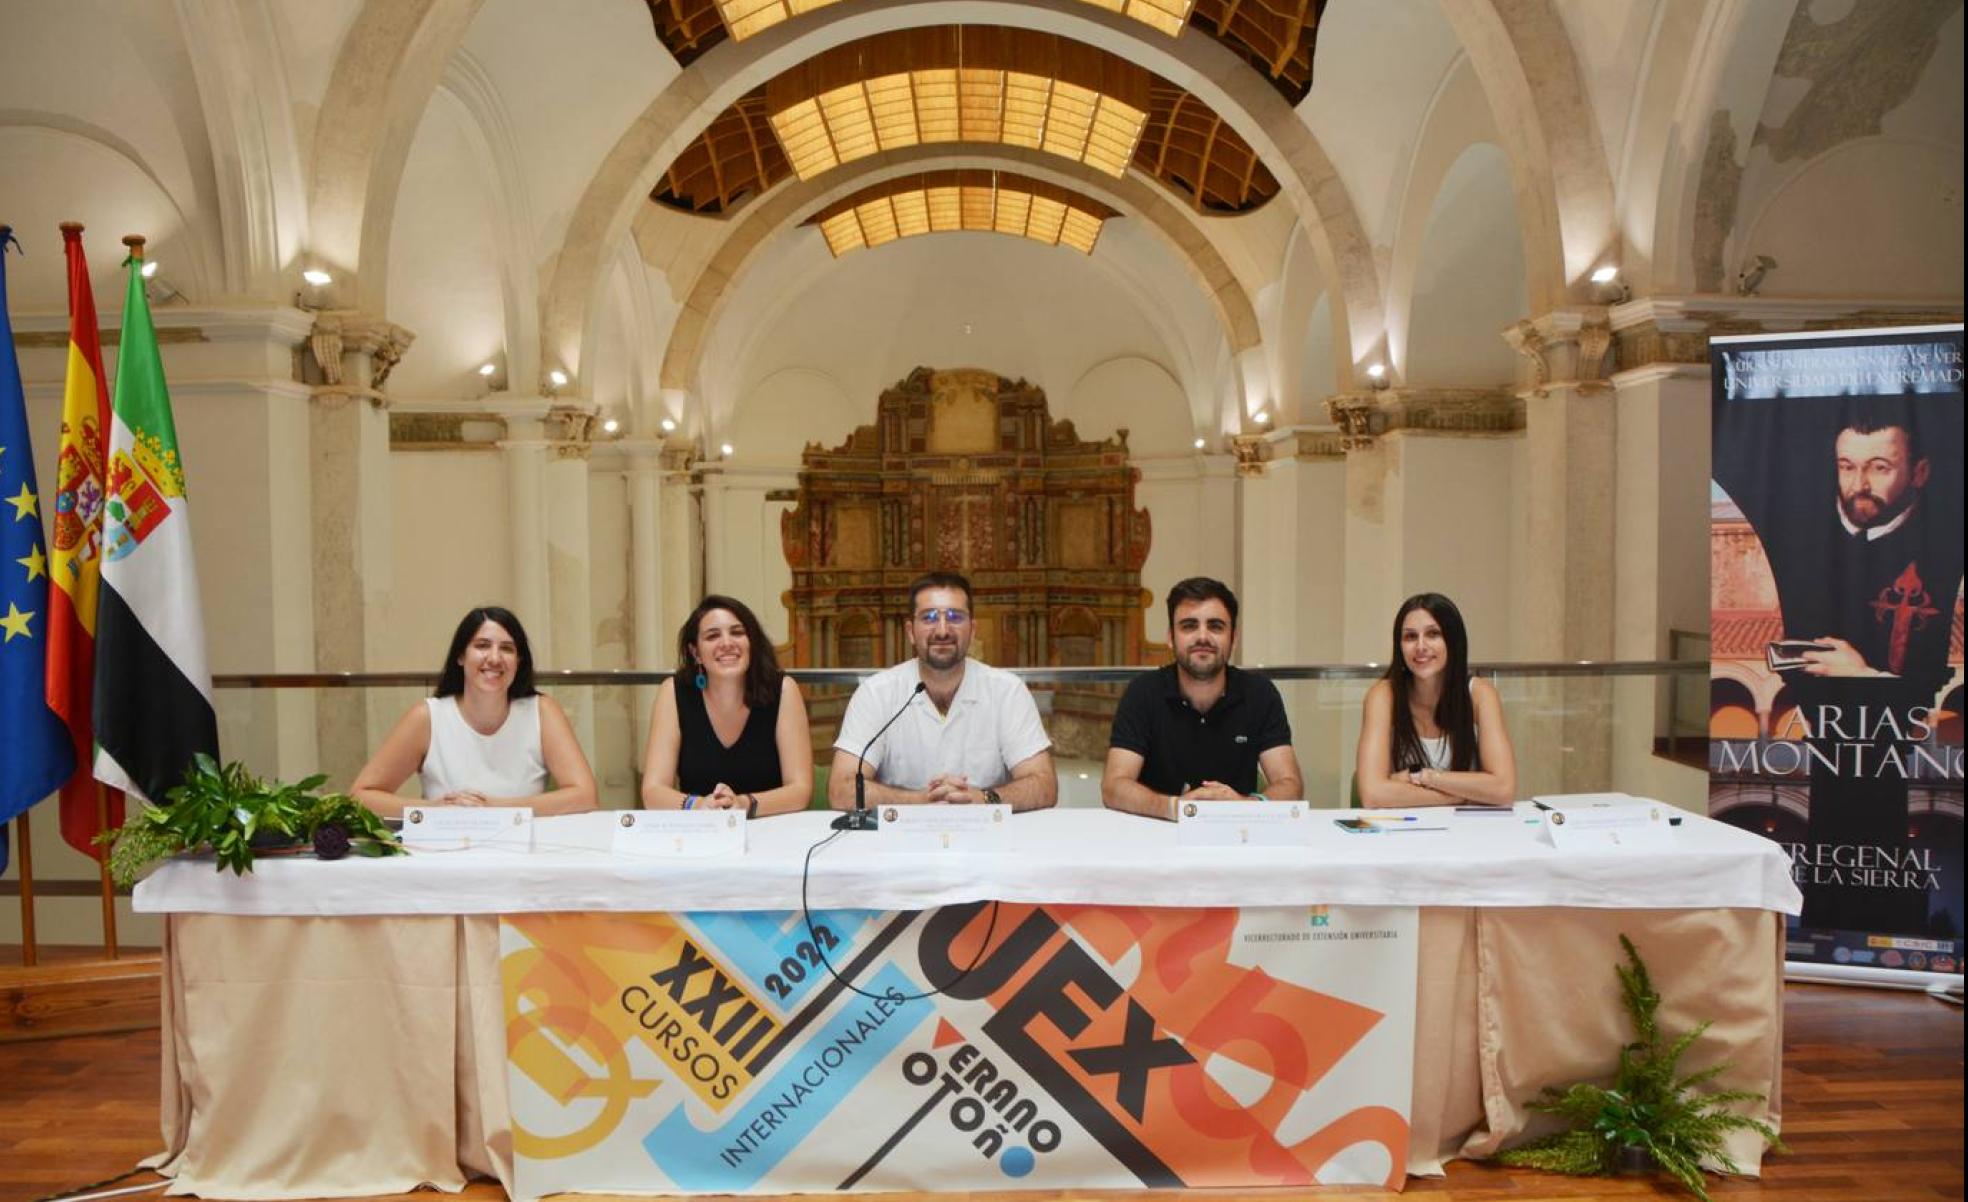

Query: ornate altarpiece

[780,367,1154,681]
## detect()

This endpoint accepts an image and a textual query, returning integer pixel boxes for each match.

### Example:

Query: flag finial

[122,234,146,255]
[60,221,84,235]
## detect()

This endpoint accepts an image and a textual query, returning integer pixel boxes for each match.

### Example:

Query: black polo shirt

[1108,665,1292,796]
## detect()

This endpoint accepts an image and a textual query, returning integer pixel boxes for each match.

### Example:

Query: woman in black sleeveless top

[640,595,812,816]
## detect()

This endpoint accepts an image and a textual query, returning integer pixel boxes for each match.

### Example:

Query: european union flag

[1,228,77,874]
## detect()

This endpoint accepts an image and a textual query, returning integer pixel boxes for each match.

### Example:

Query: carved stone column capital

[304,309,415,406]
[1229,434,1267,477]
[1504,306,1614,397]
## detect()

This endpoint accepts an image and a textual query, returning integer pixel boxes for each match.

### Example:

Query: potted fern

[100,754,405,887]
[1497,935,1784,1201]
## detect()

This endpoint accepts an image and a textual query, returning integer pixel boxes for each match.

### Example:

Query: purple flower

[313,824,351,861]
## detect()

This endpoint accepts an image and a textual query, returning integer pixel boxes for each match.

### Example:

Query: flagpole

[97,784,118,959]
[15,812,35,967]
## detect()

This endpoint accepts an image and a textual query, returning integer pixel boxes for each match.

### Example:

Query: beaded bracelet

[682,794,698,810]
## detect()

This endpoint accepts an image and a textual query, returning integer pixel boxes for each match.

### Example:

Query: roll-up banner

[1708,325,1964,986]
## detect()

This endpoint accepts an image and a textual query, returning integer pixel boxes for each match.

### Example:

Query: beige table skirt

[150,906,1783,1199]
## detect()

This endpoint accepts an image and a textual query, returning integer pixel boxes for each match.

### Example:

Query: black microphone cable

[798,825,1002,1004]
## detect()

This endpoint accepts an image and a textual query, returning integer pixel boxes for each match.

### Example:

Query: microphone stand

[833,682,925,831]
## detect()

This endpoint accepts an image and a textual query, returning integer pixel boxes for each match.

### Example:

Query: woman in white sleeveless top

[1355,593,1517,809]
[352,607,597,818]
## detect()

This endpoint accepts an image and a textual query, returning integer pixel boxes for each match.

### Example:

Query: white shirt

[834,658,1051,791]
[420,695,547,800]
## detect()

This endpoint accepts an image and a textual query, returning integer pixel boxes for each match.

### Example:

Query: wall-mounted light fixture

[720,442,735,458]
[1254,409,1271,426]
[1589,264,1630,304]
[141,260,185,305]
[1193,436,1207,450]
[1736,254,1777,297]
[1366,363,1390,392]
[602,417,620,434]
[660,417,677,433]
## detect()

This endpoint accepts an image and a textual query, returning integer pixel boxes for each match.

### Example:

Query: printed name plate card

[876,803,1012,852]
[1535,794,1675,852]
[1177,799,1316,847]
[400,805,534,850]
[613,809,747,858]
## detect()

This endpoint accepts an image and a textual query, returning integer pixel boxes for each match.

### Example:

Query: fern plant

[1497,935,1784,1201]
[99,753,404,886]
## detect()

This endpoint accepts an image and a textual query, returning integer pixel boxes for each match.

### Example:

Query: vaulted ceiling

[643,0,1322,103]
[804,168,1118,255]
[651,26,1282,216]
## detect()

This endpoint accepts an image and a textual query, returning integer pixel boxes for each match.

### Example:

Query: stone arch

[542,0,1383,395]
[1437,0,1618,310]
[308,0,482,313]
[175,0,310,299]
[0,120,217,303]
[432,49,540,389]
[659,142,1256,397]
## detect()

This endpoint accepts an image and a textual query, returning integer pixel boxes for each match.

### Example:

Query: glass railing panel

[202,663,1710,813]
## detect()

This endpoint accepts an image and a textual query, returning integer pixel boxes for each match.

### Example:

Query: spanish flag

[92,236,217,802]
[48,223,123,856]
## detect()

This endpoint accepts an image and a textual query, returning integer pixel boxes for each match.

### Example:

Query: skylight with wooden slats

[807,169,1116,256]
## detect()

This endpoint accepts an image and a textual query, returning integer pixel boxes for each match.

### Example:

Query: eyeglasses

[916,608,970,626]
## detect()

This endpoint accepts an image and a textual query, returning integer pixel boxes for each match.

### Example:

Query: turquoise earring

[694,663,708,690]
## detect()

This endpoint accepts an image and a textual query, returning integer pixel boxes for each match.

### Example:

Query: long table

[135,806,1801,1199]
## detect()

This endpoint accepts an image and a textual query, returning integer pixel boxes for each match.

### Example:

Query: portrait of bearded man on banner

[1713,374,1965,938]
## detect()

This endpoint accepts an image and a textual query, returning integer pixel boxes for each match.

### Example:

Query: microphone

[834,682,925,831]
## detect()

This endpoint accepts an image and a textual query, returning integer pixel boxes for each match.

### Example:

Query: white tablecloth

[134,805,1802,916]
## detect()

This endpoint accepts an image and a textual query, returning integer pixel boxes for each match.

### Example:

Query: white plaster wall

[1740,140,1965,299]
[384,93,511,398]
[457,0,678,266]
[1305,0,1464,243]
[588,467,637,799]
[1405,144,1526,388]
[1136,459,1237,647]
[1064,357,1192,456]
[727,369,862,466]
[381,451,513,669]
[711,231,1200,446]
[1394,435,1518,660]
[701,471,798,647]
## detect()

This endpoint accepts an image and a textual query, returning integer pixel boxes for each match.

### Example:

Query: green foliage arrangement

[99,754,404,887]
[1496,935,1784,1201]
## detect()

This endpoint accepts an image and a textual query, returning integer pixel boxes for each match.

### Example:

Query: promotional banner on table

[501,902,1417,1197]
[1708,325,1964,977]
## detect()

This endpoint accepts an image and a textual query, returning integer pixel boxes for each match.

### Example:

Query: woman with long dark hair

[640,594,812,816]
[1354,593,1517,808]
[352,606,598,817]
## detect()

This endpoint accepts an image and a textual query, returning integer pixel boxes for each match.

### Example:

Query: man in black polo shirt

[1102,577,1303,820]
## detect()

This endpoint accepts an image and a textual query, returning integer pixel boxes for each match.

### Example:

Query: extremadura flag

[92,237,217,802]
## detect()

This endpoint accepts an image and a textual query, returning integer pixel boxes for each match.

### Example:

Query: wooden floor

[0,983,1959,1202]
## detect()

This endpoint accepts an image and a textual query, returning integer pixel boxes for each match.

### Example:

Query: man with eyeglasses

[828,571,1057,812]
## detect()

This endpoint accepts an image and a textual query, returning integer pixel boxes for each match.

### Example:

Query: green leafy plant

[1497,935,1784,1201]
[98,754,404,886]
